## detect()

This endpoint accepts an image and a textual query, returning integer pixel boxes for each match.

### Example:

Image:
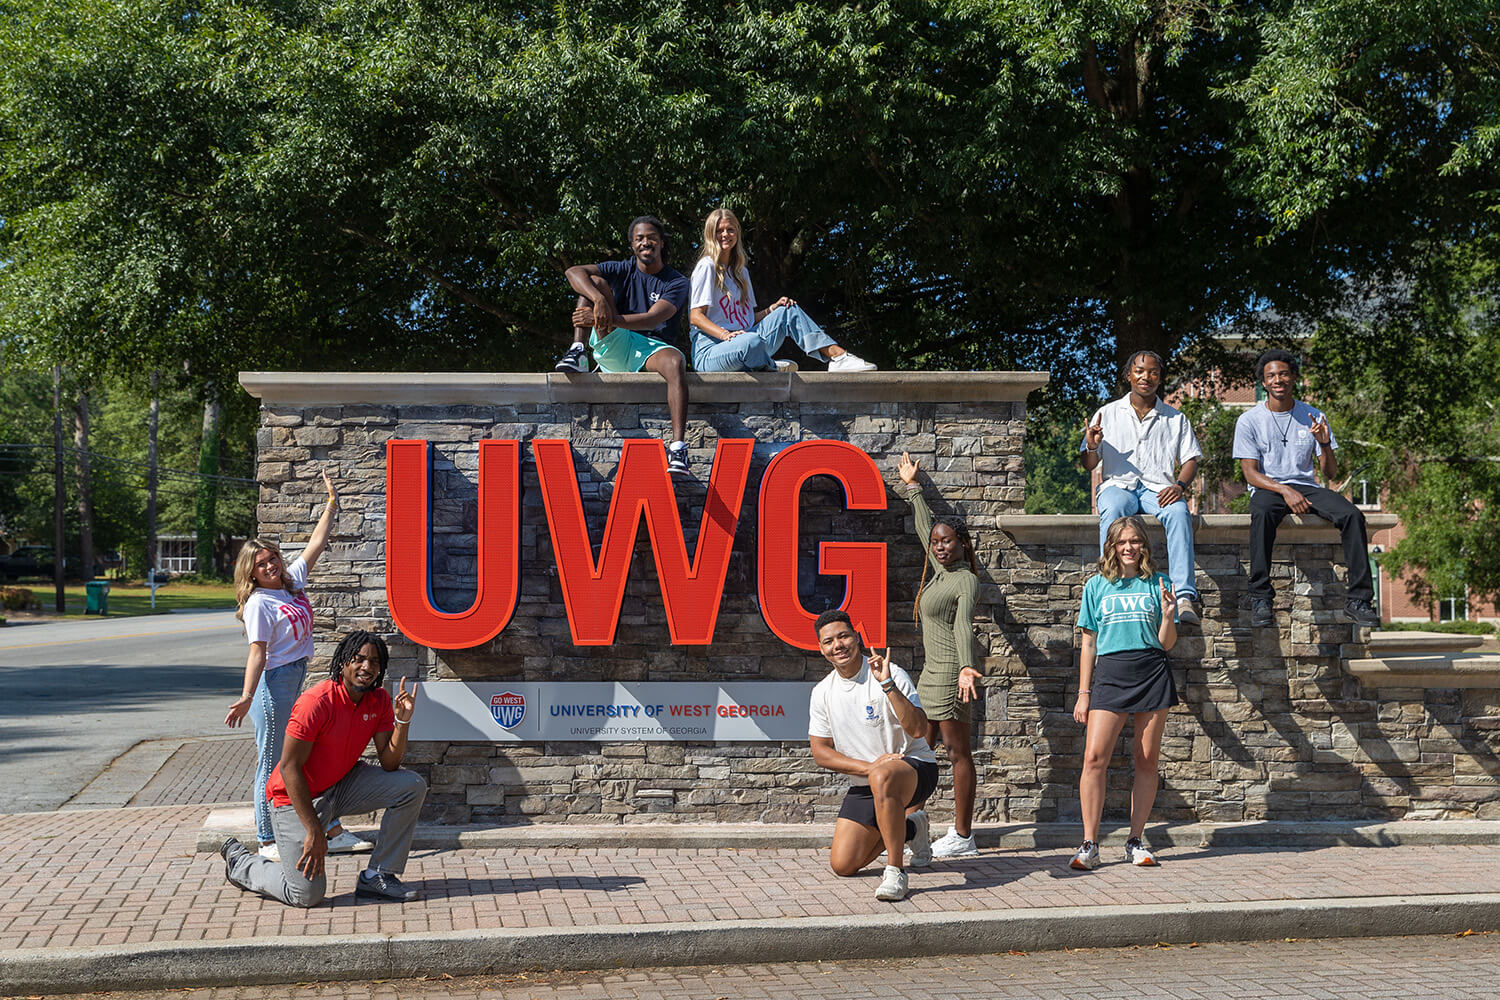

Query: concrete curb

[5,893,1499,995]
[192,813,1500,853]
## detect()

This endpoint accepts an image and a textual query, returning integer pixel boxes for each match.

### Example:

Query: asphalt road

[0,610,245,812]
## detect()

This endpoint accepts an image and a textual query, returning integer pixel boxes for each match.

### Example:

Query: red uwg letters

[535,437,755,646]
[757,439,887,650]
[383,437,887,651]
[386,439,521,650]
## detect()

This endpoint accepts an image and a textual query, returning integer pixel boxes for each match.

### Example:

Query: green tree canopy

[2,0,1495,397]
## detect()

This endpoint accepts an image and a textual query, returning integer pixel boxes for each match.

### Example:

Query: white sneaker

[1124,837,1158,866]
[258,843,280,862]
[774,359,799,372]
[1069,840,1100,871]
[874,865,908,901]
[827,351,876,372]
[931,826,979,858]
[907,810,932,867]
[326,830,374,854]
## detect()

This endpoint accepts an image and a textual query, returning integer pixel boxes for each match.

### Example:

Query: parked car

[2,545,79,581]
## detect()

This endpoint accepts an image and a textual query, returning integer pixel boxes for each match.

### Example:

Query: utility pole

[51,364,65,613]
[146,369,159,578]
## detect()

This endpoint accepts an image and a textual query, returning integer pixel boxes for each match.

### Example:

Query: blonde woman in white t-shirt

[226,470,365,859]
[688,208,876,374]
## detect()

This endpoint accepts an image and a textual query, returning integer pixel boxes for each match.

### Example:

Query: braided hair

[914,515,978,622]
[328,630,389,688]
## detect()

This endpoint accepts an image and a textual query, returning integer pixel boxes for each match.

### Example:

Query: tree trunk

[51,366,65,611]
[73,387,94,578]
[146,370,159,577]
[195,383,223,577]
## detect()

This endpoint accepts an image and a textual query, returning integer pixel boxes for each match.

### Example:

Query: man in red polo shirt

[219,630,427,905]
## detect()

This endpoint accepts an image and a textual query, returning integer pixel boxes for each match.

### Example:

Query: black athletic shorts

[837,757,940,828]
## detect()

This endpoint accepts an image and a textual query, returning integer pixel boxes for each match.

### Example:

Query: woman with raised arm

[897,451,983,858]
[688,208,875,373]
[226,469,366,860]
[1069,515,1179,871]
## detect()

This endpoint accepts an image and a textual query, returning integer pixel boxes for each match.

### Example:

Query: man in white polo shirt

[808,609,937,902]
[1081,350,1203,623]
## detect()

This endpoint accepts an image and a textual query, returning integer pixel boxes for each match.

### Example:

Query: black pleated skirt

[1091,648,1177,713]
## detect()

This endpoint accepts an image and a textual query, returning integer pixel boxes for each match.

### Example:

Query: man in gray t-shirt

[1232,349,1378,629]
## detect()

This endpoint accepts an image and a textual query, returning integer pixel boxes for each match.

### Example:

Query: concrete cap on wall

[238,371,1051,407]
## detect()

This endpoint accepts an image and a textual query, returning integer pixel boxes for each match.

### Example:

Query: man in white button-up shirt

[1080,351,1204,623]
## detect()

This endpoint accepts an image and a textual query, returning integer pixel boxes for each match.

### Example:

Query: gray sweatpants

[227,762,426,907]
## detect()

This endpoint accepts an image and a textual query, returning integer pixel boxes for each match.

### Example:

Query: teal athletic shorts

[588,327,681,373]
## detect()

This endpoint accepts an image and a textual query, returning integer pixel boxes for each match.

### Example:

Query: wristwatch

[1175,480,1190,491]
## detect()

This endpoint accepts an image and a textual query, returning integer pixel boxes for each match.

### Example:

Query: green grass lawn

[6,580,237,618]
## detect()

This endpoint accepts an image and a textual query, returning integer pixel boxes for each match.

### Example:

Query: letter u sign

[385,438,886,651]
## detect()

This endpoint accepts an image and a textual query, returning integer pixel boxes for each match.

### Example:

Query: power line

[0,442,258,488]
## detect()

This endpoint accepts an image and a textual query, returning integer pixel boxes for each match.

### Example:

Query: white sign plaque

[410,681,815,742]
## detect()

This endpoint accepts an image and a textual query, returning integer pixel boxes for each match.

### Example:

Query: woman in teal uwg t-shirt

[1069,514,1179,871]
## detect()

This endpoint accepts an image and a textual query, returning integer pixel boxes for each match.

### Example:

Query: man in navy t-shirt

[557,216,694,477]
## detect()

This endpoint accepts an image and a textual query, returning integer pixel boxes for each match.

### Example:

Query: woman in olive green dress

[897,451,983,857]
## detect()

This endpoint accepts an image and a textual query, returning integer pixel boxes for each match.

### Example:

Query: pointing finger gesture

[1160,577,1178,616]
[395,676,417,720]
[1310,414,1331,445]
[1084,416,1104,451]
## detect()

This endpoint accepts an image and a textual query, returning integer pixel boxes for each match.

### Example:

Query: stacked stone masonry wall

[245,373,1499,828]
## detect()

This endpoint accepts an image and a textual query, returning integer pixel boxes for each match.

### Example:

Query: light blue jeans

[1097,484,1199,600]
[691,304,836,372]
[248,657,308,843]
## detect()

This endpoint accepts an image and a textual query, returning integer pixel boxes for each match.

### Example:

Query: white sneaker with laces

[258,843,280,862]
[931,826,979,858]
[326,830,374,854]
[827,351,876,372]
[666,442,692,478]
[907,810,932,867]
[1069,840,1100,870]
[1124,837,1158,866]
[874,865,908,901]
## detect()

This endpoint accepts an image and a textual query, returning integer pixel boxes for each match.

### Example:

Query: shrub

[1381,620,1496,635]
[0,587,40,612]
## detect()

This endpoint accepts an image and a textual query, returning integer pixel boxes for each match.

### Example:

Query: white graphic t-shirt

[243,556,314,669]
[808,658,937,766]
[690,256,757,333]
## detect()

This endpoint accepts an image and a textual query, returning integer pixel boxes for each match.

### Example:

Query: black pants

[1248,486,1373,602]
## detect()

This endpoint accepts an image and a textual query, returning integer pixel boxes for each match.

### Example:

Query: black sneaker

[356,870,418,903]
[667,443,692,478]
[220,836,251,887]
[1344,599,1381,627]
[554,343,589,373]
[1250,598,1274,628]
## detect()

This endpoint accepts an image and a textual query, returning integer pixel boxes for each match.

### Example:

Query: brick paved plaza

[7,804,1500,950]
[5,801,1500,995]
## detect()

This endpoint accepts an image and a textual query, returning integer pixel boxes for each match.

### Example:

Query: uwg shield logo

[490,692,526,730]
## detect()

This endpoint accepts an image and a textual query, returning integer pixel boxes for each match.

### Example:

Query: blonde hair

[1097,515,1158,581]
[234,538,301,623]
[699,208,752,308]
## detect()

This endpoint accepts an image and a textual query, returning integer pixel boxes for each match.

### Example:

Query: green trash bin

[85,579,110,615]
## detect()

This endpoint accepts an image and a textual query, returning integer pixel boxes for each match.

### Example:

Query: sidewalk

[5,804,1500,995]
